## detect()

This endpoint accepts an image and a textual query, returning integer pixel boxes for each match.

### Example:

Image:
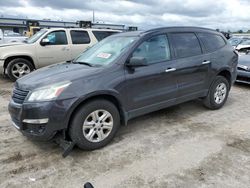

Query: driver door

[124,34,178,118]
[36,30,71,68]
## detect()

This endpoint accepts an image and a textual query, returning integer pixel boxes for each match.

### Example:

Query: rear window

[197,33,226,52]
[171,33,202,58]
[93,31,119,41]
[70,30,90,44]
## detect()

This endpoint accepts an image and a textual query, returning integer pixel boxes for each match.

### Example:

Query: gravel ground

[0,76,250,188]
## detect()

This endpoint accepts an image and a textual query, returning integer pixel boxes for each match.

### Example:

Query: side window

[44,31,67,45]
[70,30,90,44]
[92,31,118,41]
[171,33,202,58]
[197,33,226,52]
[132,35,171,65]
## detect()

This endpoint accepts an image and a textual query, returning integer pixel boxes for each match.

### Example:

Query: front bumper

[0,59,4,75]
[8,97,77,141]
[236,69,250,84]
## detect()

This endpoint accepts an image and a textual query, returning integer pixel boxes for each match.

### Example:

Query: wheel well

[218,70,231,86]
[67,94,125,132]
[3,56,35,70]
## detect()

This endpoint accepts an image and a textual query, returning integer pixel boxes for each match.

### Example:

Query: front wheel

[69,100,120,150]
[6,58,34,81]
[203,76,230,110]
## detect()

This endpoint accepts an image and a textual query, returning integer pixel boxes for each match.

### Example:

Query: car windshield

[228,38,242,46]
[240,40,250,45]
[26,29,47,44]
[73,36,138,66]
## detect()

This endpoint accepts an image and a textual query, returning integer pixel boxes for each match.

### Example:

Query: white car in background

[0,29,28,44]
[236,39,250,51]
[0,28,120,81]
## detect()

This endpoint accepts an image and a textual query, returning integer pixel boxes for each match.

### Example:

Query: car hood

[236,44,250,50]
[238,54,250,65]
[16,62,103,90]
[0,42,26,47]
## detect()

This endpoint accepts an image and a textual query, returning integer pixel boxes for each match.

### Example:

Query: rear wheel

[69,100,120,150]
[203,76,230,110]
[6,58,34,81]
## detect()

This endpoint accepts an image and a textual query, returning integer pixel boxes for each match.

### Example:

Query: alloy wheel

[214,82,227,104]
[11,63,31,79]
[82,110,113,143]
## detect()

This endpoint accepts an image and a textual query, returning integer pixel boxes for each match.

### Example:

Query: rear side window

[70,30,90,44]
[171,33,202,58]
[93,31,118,41]
[132,34,171,65]
[197,33,226,52]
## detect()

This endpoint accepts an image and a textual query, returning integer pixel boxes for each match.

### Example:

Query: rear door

[69,30,95,59]
[169,32,211,101]
[36,30,71,67]
[125,34,178,117]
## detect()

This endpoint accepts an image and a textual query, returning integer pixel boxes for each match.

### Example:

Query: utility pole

[92,10,95,23]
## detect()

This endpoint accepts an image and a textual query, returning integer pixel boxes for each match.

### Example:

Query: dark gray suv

[9,27,238,150]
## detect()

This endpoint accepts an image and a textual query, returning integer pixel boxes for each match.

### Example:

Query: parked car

[8,27,238,151]
[236,50,250,84]
[0,28,120,81]
[0,29,27,44]
[236,39,250,51]
[228,37,250,48]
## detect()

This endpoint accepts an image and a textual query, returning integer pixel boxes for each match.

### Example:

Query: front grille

[12,87,29,104]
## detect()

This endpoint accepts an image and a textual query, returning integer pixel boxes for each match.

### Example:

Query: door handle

[202,60,211,65]
[165,68,176,73]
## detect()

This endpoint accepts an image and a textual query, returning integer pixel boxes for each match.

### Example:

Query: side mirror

[127,56,147,67]
[40,38,50,46]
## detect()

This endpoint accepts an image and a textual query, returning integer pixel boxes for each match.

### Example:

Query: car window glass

[70,30,90,44]
[171,33,202,58]
[198,33,226,52]
[75,36,137,66]
[241,40,250,45]
[93,31,119,41]
[44,31,67,45]
[132,35,170,64]
[228,38,241,46]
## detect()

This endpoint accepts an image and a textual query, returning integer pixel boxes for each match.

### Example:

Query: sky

[0,0,250,31]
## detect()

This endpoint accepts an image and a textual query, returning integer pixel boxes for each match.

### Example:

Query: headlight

[27,81,71,102]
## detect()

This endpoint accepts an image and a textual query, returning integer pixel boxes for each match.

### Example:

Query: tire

[6,58,34,81]
[203,76,230,110]
[69,100,120,150]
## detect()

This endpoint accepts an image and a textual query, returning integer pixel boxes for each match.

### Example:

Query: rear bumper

[236,70,250,84]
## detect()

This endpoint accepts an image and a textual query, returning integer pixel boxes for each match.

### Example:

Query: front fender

[65,90,128,129]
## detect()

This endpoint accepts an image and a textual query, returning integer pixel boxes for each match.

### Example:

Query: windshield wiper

[73,61,93,67]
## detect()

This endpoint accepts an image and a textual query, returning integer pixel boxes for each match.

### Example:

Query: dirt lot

[1,77,250,188]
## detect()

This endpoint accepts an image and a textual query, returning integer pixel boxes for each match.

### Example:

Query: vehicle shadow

[234,82,250,89]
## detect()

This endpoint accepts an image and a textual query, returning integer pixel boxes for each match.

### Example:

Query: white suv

[0,28,120,81]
